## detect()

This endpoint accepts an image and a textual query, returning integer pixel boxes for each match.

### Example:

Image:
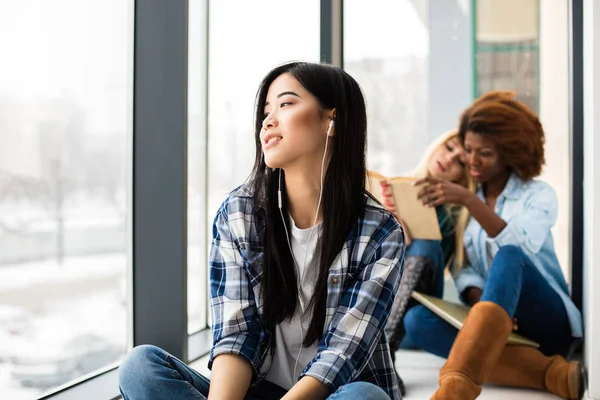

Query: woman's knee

[333,382,389,399]
[406,239,443,261]
[119,345,165,385]
[495,245,527,263]
[490,244,534,279]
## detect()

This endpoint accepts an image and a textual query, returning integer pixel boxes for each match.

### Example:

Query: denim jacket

[454,173,583,338]
[208,184,405,399]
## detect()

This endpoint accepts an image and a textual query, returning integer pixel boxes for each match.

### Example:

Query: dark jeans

[399,239,445,349]
[403,245,573,358]
[119,345,391,400]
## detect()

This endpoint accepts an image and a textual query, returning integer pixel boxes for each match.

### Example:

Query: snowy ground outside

[0,248,208,399]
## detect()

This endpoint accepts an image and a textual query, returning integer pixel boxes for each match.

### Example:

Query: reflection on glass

[205,0,320,325]
[345,0,571,284]
[0,1,132,397]
[208,0,320,211]
[344,0,432,177]
[475,0,539,112]
[188,0,208,334]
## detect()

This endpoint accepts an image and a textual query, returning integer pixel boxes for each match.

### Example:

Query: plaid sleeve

[302,216,405,392]
[207,200,263,380]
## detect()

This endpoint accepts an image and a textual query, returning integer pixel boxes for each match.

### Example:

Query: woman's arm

[414,177,506,237]
[208,199,266,395]
[463,287,483,306]
[208,354,253,400]
[422,179,560,256]
[281,376,330,400]
[462,192,506,238]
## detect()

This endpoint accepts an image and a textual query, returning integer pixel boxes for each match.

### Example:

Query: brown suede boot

[488,345,584,399]
[430,301,513,400]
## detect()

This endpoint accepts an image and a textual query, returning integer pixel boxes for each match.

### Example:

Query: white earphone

[326,119,334,136]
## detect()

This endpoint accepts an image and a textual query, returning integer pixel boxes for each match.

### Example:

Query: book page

[387,178,442,240]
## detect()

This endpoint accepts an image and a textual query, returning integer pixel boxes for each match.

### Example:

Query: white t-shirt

[265,216,322,390]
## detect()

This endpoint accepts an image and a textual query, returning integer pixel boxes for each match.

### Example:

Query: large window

[188,0,322,335]
[345,0,572,283]
[344,0,472,178]
[0,2,582,399]
[0,1,132,398]
[207,0,321,218]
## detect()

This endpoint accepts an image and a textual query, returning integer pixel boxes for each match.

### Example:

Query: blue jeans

[119,345,391,400]
[405,239,445,297]
[403,245,573,358]
[399,239,445,349]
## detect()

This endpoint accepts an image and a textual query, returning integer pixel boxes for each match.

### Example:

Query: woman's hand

[464,287,483,306]
[414,176,473,207]
[417,176,508,238]
[397,218,412,247]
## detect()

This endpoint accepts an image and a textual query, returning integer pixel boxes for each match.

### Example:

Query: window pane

[344,0,472,177]
[205,0,320,325]
[476,0,571,278]
[188,0,208,335]
[346,0,571,282]
[0,1,132,398]
[208,0,321,211]
[475,0,539,112]
[537,0,571,278]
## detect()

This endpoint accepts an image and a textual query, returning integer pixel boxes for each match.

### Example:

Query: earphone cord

[278,124,331,382]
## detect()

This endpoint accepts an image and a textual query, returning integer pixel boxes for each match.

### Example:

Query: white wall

[539,0,571,279]
[583,0,600,398]
[477,0,538,42]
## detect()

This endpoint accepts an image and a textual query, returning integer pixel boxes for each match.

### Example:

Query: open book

[411,291,539,348]
[366,171,442,240]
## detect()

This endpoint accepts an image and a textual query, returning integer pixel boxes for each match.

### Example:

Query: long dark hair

[248,62,367,346]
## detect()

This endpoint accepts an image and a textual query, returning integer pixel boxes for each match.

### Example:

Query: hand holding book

[414,176,473,207]
[367,171,442,240]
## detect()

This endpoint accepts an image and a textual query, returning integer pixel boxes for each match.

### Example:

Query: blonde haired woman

[384,130,474,395]
[409,129,473,265]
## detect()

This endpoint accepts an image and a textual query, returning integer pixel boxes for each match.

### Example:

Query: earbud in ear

[326,120,335,137]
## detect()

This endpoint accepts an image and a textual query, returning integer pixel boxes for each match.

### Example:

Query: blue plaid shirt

[208,184,405,399]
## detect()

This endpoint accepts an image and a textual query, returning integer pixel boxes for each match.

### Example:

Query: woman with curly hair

[404,91,584,399]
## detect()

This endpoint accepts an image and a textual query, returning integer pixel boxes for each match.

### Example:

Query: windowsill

[40,365,120,400]
[188,327,212,363]
[39,328,212,400]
